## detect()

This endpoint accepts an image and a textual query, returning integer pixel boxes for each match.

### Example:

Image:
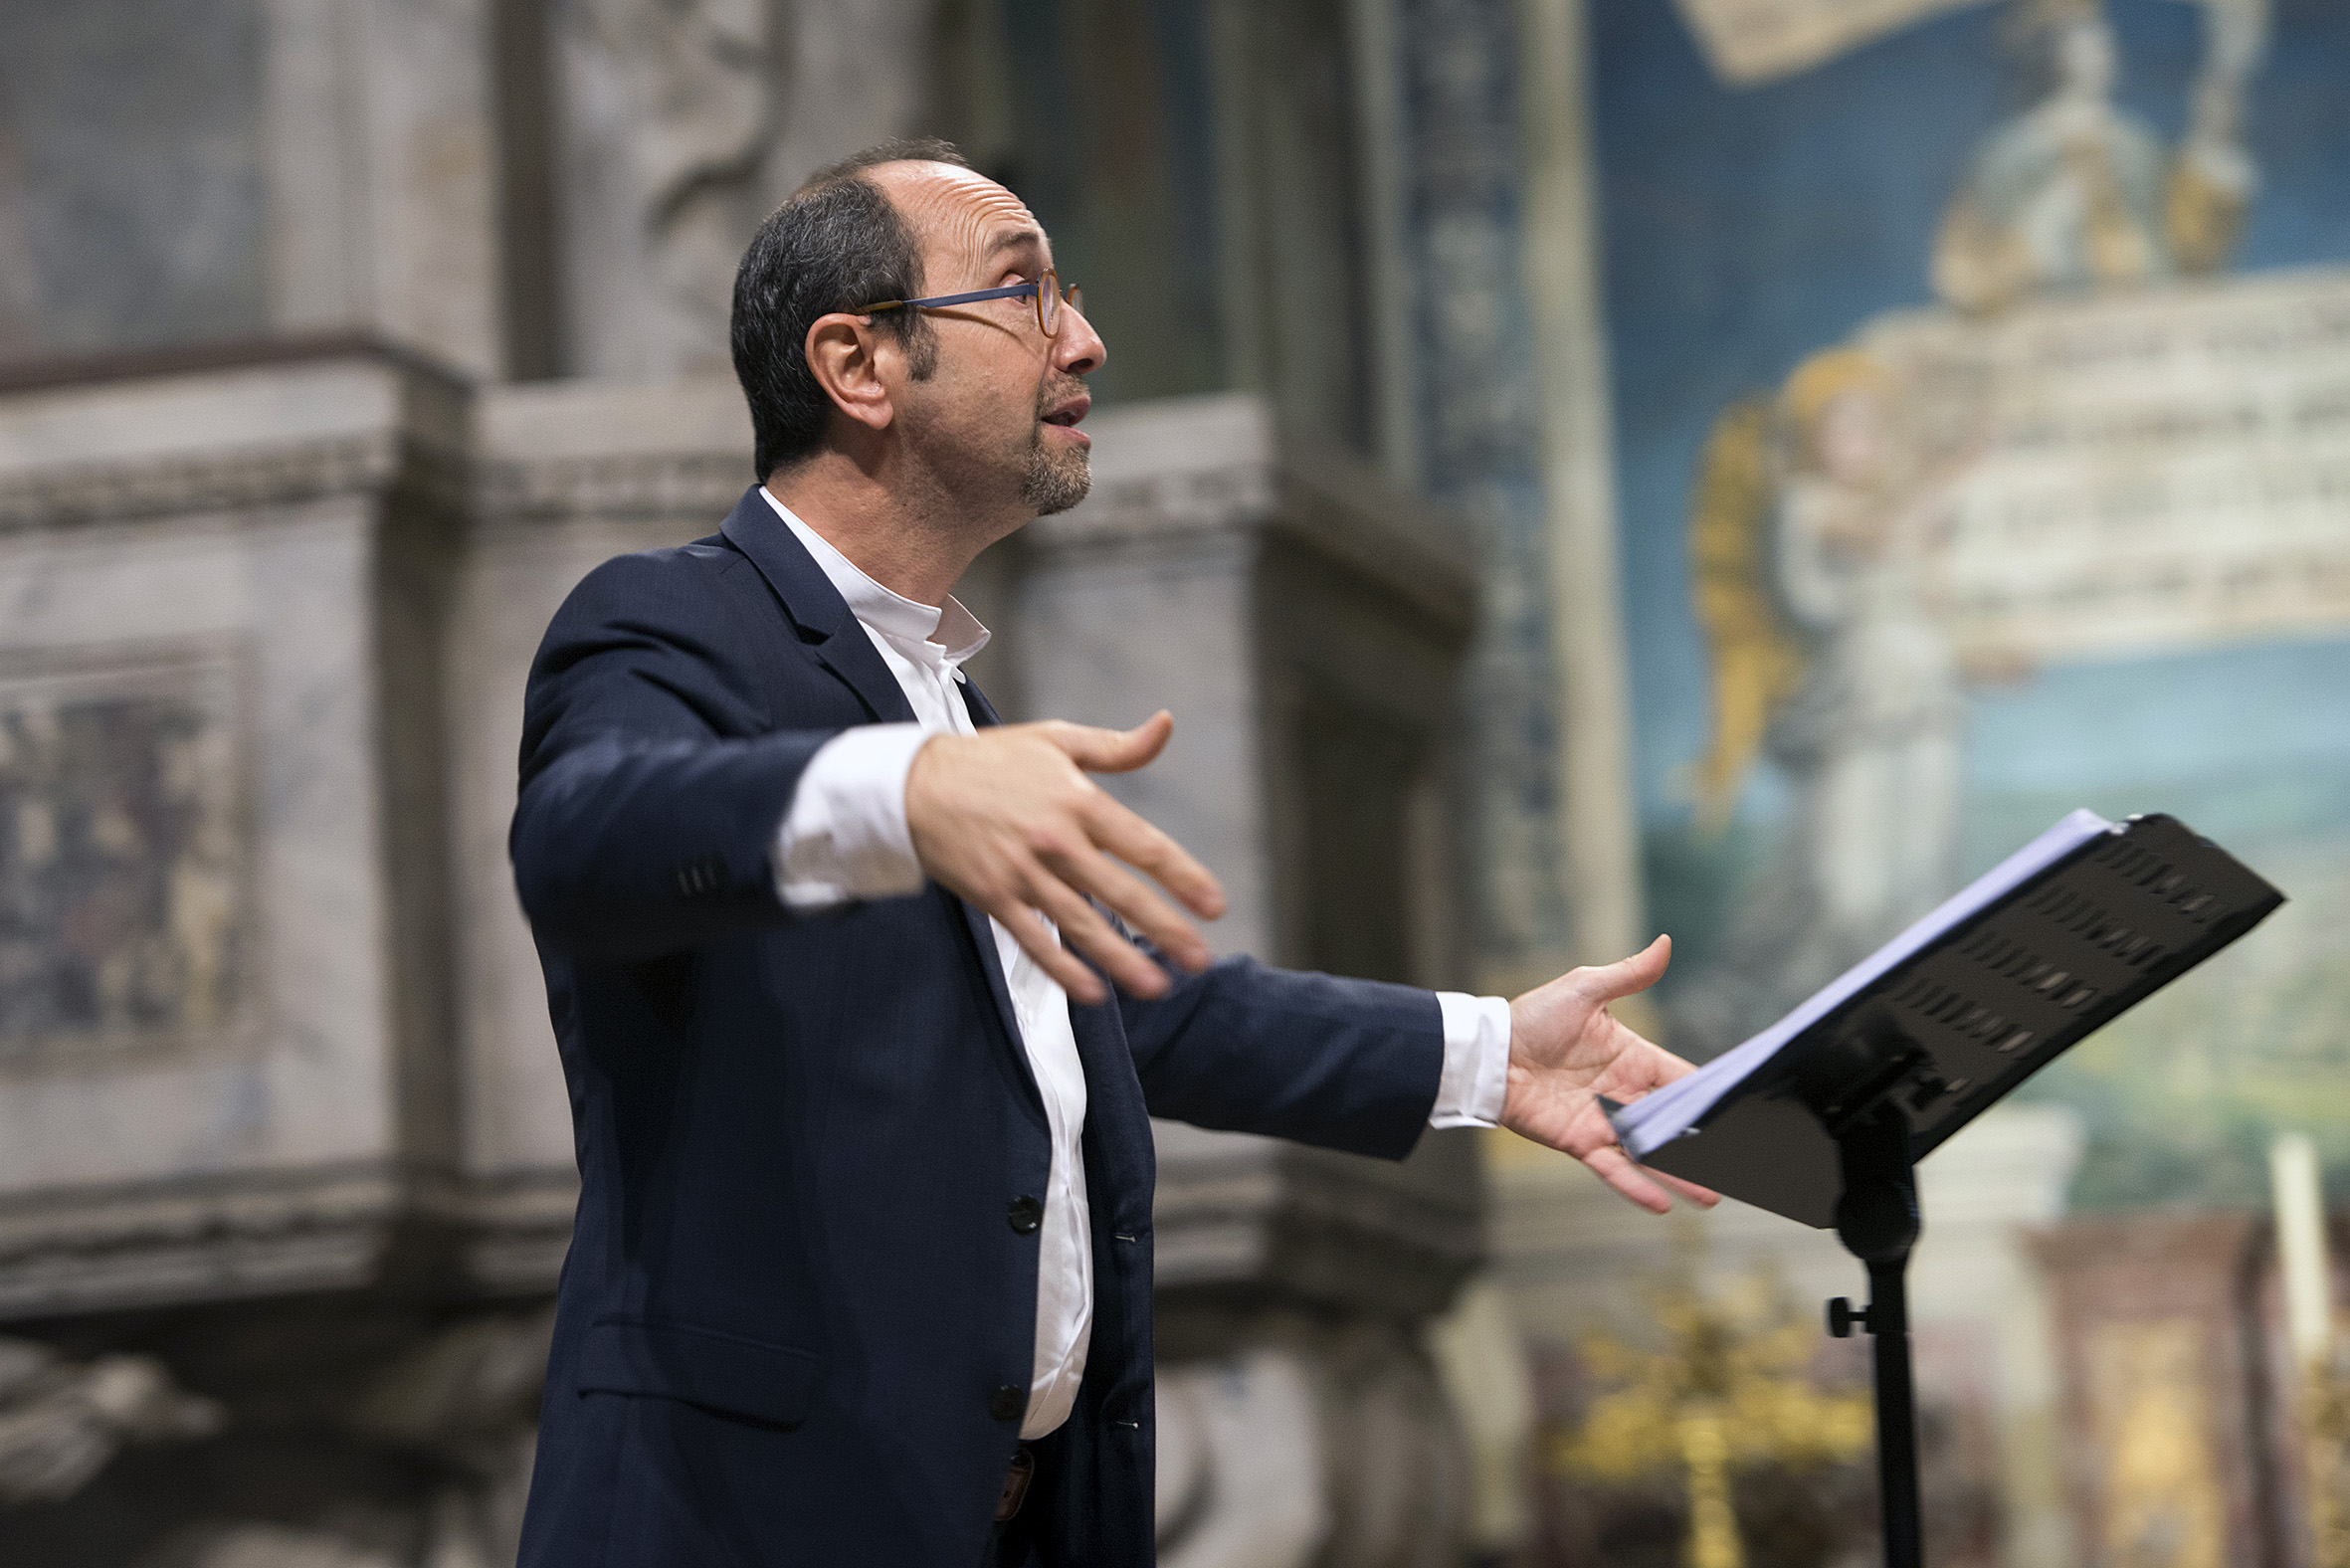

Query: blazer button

[1008,1196,1043,1236]
[989,1384,1025,1422]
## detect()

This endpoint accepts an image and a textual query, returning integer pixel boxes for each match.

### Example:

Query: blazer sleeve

[1118,956,1446,1161]
[510,550,840,962]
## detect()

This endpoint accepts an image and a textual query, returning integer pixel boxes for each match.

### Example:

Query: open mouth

[1041,394,1090,430]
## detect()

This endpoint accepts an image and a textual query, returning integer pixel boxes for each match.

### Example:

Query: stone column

[1514,0,1644,973]
[1395,0,1576,993]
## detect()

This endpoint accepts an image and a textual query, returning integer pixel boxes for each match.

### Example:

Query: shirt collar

[759,487,991,668]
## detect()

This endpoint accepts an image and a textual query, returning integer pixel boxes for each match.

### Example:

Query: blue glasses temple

[867,283,1043,313]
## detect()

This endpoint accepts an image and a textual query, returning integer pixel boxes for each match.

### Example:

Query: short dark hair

[730,138,972,479]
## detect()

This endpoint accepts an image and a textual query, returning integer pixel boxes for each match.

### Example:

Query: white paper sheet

[1613,808,2117,1161]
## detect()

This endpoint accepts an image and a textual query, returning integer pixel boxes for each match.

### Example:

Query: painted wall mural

[0,644,248,1068]
[1592,0,2350,1209]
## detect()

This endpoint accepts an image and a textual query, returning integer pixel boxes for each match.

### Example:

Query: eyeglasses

[860,269,1084,338]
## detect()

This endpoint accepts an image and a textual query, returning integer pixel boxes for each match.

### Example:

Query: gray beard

[1021,435,1092,516]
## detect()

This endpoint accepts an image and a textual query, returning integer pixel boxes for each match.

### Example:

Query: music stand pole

[1827,1103,1924,1568]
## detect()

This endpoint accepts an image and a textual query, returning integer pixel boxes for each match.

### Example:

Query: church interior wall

[9,0,2345,1564]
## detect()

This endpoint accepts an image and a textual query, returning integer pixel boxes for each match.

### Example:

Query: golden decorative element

[2164,156,2250,276]
[1930,192,2038,316]
[1683,397,1806,832]
[2302,1367,2350,1568]
[2084,1319,2225,1568]
[1550,1259,1872,1568]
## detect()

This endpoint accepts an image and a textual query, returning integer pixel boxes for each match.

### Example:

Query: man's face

[871,162,1106,520]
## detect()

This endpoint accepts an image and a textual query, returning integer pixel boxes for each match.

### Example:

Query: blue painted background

[1589,0,2350,841]
[1585,0,2350,1203]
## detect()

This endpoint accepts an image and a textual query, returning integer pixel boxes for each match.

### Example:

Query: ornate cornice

[471,449,752,524]
[0,434,473,534]
[1151,1132,1482,1320]
[1029,461,1279,549]
[1029,446,1475,633]
[0,1163,403,1317]
[0,1162,578,1319]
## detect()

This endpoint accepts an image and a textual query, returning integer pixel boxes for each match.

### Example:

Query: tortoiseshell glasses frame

[859,269,1083,338]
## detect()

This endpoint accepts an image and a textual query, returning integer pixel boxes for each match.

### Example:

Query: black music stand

[1608,813,2284,1568]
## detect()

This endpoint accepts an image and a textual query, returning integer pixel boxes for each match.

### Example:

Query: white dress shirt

[757,489,1509,1439]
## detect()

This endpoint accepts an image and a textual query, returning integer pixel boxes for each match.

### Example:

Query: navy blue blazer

[509,488,1445,1565]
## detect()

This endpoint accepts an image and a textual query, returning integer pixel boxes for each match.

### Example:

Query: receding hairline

[864,159,1037,219]
[860,162,1051,280]
[788,135,972,201]
[799,156,1000,207]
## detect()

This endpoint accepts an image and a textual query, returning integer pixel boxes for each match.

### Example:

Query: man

[511,139,1710,1566]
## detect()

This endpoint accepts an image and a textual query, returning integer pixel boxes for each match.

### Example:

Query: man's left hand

[1501,935,1721,1215]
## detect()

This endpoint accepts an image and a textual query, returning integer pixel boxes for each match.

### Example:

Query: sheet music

[1613,808,2117,1161]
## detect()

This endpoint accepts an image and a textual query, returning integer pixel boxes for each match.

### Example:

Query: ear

[804,312,897,435]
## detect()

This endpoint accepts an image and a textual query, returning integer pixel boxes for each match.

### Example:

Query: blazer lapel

[965,674,1155,1193]
[958,677,1005,729]
[1068,996,1153,1212]
[951,673,1042,1112]
[721,487,1037,1110]
[718,487,915,724]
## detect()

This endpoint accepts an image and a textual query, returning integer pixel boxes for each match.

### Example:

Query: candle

[2272,1133,2333,1369]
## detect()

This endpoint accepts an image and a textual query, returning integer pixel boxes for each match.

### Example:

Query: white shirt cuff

[771,723,930,909]
[1430,992,1511,1128]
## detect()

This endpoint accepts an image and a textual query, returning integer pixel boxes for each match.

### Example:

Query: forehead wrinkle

[983,226,1045,262]
[873,162,1052,288]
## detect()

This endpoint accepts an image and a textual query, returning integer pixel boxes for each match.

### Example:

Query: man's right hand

[903,709,1226,1004]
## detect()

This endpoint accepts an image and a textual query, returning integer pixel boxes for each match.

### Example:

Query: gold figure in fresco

[1684,398,1799,836]
[1677,347,1988,1047]
[1933,0,2268,313]
[1551,1261,1871,1568]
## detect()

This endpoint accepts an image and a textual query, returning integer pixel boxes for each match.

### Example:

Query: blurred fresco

[1611,0,2350,1214]
[1547,3,2350,1566]
[0,1,2344,1565]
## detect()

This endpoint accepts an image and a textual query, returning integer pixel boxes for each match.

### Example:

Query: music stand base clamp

[1825,1103,1924,1568]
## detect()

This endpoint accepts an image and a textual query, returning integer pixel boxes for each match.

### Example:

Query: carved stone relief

[0,1335,221,1506]
[554,0,778,377]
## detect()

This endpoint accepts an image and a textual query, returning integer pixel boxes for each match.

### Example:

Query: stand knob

[1827,1296,1870,1338]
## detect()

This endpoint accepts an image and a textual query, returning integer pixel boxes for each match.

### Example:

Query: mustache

[1035,375,1088,416]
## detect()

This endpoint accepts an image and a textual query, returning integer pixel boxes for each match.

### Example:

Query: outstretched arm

[516,547,1224,983]
[1502,937,1720,1214]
